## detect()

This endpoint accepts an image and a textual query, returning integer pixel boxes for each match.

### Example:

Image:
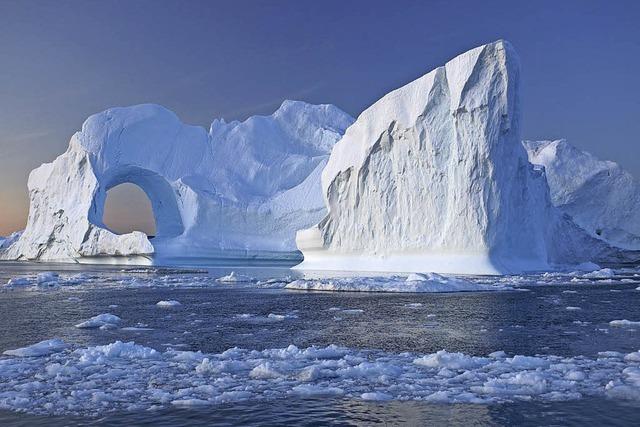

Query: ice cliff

[1,101,353,261]
[295,40,636,274]
[525,140,640,250]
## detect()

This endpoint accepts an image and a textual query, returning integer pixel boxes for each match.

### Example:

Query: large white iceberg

[525,139,640,250]
[295,40,635,275]
[1,101,353,262]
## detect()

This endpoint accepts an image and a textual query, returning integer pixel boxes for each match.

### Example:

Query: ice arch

[1,101,354,261]
[94,166,184,239]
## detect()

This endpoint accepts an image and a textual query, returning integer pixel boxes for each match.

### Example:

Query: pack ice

[295,40,637,275]
[0,101,353,261]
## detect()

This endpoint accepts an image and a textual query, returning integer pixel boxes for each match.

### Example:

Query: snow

[524,139,640,250]
[3,339,640,415]
[157,300,182,307]
[1,101,353,262]
[75,313,122,329]
[285,274,511,293]
[2,339,68,357]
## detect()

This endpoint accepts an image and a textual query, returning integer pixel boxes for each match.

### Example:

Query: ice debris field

[3,339,640,415]
[2,265,639,292]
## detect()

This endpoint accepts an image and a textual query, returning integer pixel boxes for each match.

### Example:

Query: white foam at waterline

[2,340,640,415]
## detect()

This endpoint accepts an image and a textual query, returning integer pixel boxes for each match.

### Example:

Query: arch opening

[103,183,157,237]
[91,166,185,240]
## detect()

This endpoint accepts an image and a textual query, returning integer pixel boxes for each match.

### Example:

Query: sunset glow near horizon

[1,0,639,236]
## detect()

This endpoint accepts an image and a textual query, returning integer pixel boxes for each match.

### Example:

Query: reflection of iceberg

[295,40,637,275]
[1,101,353,262]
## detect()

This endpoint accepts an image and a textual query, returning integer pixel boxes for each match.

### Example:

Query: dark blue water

[0,262,639,425]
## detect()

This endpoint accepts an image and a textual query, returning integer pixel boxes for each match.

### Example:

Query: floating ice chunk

[36,272,59,284]
[156,300,182,307]
[340,309,364,315]
[75,313,122,329]
[573,262,601,272]
[74,341,159,361]
[583,268,615,279]
[291,384,344,397]
[3,339,67,357]
[249,362,283,379]
[5,277,31,287]
[404,303,423,309]
[506,355,550,369]
[171,399,211,407]
[361,391,393,401]
[267,313,298,321]
[216,271,253,283]
[414,350,489,370]
[610,320,640,327]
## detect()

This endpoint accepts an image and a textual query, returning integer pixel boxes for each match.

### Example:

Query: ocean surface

[0,261,640,425]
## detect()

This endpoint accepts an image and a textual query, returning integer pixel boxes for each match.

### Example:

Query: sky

[1,0,639,236]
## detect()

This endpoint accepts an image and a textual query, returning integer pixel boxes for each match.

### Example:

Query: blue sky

[1,0,639,235]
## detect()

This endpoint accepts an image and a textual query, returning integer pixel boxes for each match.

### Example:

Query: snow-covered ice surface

[1,262,640,424]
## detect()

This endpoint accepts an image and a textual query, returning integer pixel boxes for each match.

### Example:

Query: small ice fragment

[157,300,182,307]
[75,313,122,329]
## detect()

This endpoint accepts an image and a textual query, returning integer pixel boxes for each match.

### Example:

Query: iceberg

[1,101,353,262]
[524,139,640,250]
[295,40,637,275]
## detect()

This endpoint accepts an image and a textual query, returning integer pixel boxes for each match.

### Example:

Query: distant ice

[286,273,510,293]
[583,268,616,279]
